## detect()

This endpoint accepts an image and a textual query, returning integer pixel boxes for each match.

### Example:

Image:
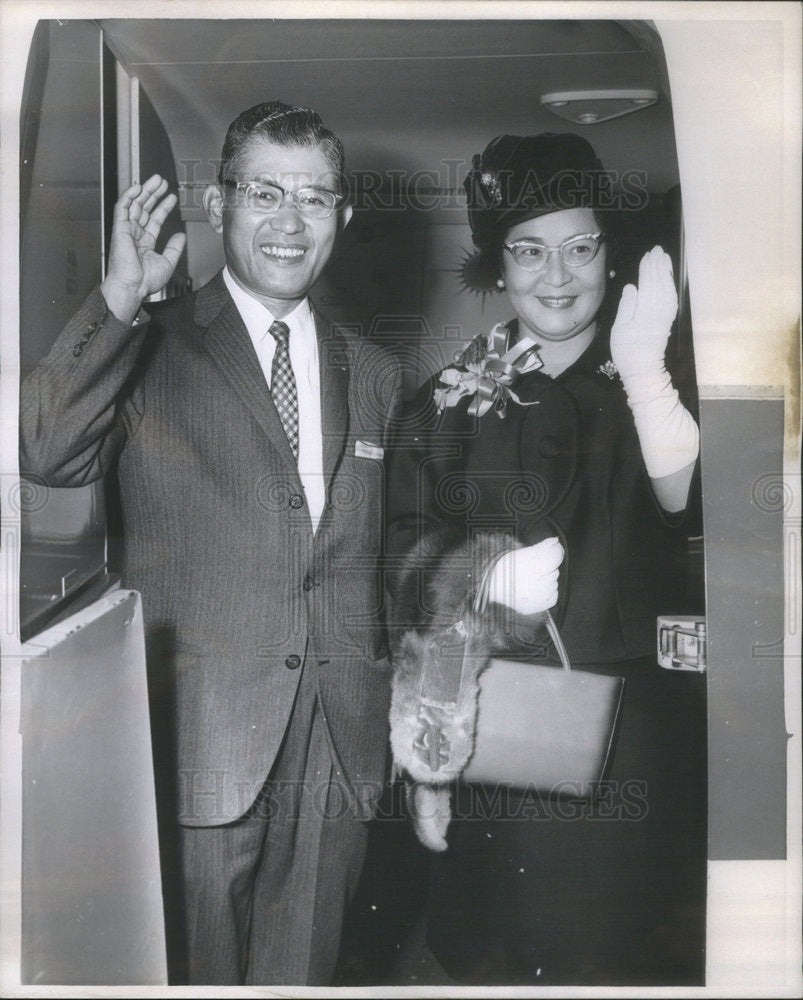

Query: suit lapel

[196,273,299,469]
[315,308,351,493]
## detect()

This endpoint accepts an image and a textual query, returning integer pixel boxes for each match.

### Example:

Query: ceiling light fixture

[540,89,659,125]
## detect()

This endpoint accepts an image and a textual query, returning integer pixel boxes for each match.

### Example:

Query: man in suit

[20,102,402,986]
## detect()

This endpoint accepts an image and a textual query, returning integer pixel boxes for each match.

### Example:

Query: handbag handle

[543,610,571,673]
[474,551,571,673]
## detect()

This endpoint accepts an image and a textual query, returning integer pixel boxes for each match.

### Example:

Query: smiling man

[20,102,402,986]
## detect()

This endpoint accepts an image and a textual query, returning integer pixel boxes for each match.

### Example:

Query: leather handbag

[462,611,625,797]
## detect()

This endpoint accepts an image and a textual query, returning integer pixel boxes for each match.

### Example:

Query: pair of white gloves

[487,247,698,615]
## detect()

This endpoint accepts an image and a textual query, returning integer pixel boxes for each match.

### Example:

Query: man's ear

[203,184,225,234]
[339,203,353,232]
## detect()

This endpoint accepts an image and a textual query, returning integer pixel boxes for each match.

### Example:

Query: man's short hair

[218,101,346,189]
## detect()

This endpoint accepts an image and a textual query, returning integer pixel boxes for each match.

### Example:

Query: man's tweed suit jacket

[20,272,403,825]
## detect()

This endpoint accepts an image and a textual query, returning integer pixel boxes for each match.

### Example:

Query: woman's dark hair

[593,207,624,333]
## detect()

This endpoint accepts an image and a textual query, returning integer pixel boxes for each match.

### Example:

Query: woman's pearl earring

[496,278,506,290]
[608,269,616,279]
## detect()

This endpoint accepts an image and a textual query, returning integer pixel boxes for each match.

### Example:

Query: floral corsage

[433,323,544,419]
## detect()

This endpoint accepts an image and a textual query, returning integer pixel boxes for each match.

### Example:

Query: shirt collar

[222,266,313,343]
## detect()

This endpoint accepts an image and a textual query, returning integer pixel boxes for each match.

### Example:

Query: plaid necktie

[268,320,299,460]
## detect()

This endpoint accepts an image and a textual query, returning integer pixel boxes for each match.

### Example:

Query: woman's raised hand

[101,175,187,325]
[610,246,678,381]
[486,537,564,616]
[610,245,699,496]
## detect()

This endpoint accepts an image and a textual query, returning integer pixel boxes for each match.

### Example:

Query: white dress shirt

[223,267,326,531]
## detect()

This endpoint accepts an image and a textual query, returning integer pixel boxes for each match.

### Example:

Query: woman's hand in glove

[608,245,698,494]
[485,537,564,615]
[610,246,678,381]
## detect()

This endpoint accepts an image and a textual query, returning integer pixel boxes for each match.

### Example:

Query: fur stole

[388,530,547,851]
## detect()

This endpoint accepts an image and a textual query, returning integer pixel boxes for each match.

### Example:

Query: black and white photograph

[1,2,800,996]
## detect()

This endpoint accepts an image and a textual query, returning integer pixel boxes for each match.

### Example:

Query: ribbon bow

[434,324,543,418]
[468,324,543,418]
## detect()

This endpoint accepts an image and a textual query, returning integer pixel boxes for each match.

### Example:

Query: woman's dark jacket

[386,324,697,664]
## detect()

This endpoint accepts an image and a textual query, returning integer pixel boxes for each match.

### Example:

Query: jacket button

[86,321,98,335]
[302,575,314,591]
[285,654,301,670]
[72,334,90,356]
[289,493,304,509]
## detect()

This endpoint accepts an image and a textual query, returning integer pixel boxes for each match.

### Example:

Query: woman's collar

[508,318,607,380]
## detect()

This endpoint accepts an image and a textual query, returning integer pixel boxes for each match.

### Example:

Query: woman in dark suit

[385,133,707,985]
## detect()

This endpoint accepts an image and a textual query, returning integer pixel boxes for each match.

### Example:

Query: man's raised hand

[101,175,187,325]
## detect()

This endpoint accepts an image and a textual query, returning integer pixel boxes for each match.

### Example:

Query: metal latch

[657,616,707,672]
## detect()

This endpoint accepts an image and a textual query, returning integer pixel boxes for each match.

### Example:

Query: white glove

[611,247,699,479]
[486,538,563,616]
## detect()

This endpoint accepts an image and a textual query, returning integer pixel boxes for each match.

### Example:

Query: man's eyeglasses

[503,233,605,271]
[223,179,344,220]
